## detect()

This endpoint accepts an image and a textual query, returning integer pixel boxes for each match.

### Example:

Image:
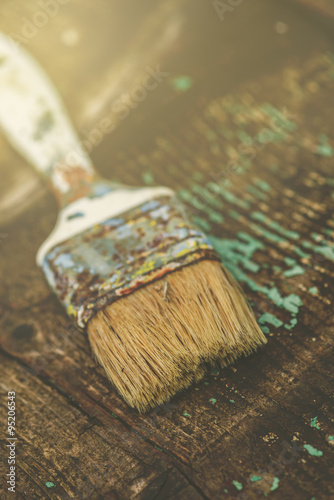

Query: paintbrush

[0,34,266,411]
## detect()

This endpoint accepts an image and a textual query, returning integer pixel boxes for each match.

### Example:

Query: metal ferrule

[41,196,219,328]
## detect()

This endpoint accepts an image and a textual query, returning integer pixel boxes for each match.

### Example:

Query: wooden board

[0,1,333,498]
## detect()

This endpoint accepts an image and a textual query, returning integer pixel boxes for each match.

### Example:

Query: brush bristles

[87,260,267,412]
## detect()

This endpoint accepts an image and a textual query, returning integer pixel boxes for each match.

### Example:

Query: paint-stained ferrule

[42,196,220,328]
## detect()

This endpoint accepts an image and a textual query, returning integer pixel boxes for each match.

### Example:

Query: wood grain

[0,0,333,498]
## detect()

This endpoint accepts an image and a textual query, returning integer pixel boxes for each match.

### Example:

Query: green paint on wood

[328,436,334,441]
[254,179,271,192]
[304,444,323,457]
[250,475,262,482]
[228,209,241,220]
[273,265,282,272]
[232,480,243,491]
[142,171,154,185]
[229,399,235,403]
[261,325,270,334]
[310,417,320,430]
[192,184,224,209]
[178,188,224,223]
[270,477,280,492]
[259,313,283,328]
[283,265,305,278]
[261,103,297,132]
[250,222,287,244]
[192,216,212,233]
[284,257,297,266]
[183,412,191,417]
[170,75,193,92]
[293,246,311,259]
[209,211,225,224]
[209,398,217,404]
[285,317,297,330]
[246,185,267,201]
[45,482,55,488]
[317,134,334,157]
[251,212,299,240]
[209,234,303,321]
[207,182,250,209]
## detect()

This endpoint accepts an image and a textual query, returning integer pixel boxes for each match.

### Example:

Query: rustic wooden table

[0,1,333,498]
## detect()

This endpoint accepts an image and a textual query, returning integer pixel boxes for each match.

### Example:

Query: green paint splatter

[246,185,267,201]
[204,381,209,385]
[250,475,262,482]
[259,313,283,328]
[304,444,323,456]
[178,188,224,223]
[308,286,319,295]
[284,317,297,330]
[302,238,334,262]
[183,412,191,417]
[282,294,303,314]
[232,480,243,491]
[192,216,211,233]
[155,446,164,452]
[208,182,250,209]
[283,266,305,278]
[209,234,303,321]
[229,399,235,403]
[251,212,299,240]
[270,477,280,491]
[294,246,311,259]
[224,489,228,494]
[45,482,55,488]
[208,211,224,224]
[250,222,287,244]
[209,398,217,404]
[310,417,320,430]
[142,171,154,185]
[317,134,334,157]
[170,75,193,92]
[254,179,271,192]
[328,436,334,441]
[192,184,224,209]
[273,265,282,272]
[111,412,118,418]
[228,209,240,220]
[284,257,297,266]
[261,103,296,132]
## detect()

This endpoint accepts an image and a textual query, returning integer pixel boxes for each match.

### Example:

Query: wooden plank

[0,0,334,498]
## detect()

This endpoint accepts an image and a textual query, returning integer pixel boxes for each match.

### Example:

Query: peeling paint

[304,444,323,457]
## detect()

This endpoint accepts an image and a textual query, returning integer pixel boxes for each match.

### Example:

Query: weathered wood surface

[0,1,333,498]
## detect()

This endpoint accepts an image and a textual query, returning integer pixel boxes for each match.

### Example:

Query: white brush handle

[0,33,95,189]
